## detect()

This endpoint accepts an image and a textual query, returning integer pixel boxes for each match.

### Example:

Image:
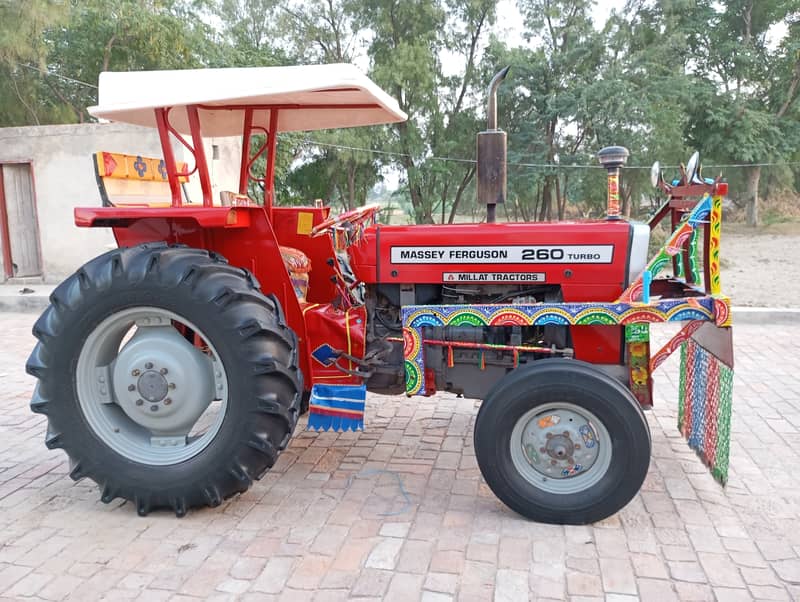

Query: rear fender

[75,206,312,384]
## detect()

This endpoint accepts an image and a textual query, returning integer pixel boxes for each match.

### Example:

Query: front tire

[474,359,651,524]
[27,243,302,516]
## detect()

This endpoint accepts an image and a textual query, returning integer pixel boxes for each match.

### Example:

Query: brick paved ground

[0,311,799,601]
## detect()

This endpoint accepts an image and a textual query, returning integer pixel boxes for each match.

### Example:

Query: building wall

[0,122,240,282]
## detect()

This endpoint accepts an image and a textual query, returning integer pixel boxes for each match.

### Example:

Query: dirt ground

[721,221,800,307]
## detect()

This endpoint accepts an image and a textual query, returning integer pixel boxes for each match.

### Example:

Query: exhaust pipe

[477,66,510,223]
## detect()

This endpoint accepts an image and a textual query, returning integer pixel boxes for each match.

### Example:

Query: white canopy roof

[88,64,407,136]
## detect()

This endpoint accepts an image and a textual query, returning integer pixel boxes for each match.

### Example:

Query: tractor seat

[280,246,311,302]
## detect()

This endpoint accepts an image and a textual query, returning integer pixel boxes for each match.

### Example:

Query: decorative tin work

[618,194,712,304]
[401,296,729,396]
[679,339,733,484]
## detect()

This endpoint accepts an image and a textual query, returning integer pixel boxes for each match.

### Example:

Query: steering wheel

[310,203,381,237]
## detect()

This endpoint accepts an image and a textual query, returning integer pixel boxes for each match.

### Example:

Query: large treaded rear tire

[474,359,651,525]
[26,243,302,516]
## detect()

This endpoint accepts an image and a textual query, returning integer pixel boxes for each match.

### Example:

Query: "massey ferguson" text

[390,245,614,264]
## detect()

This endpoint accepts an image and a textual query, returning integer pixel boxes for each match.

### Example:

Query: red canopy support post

[187,105,213,207]
[154,108,183,207]
[264,109,279,220]
[239,108,254,196]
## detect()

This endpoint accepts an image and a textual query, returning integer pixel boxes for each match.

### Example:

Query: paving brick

[420,591,453,602]
[599,558,637,595]
[637,578,678,602]
[429,550,465,574]
[755,584,793,600]
[498,538,529,570]
[423,571,458,594]
[495,569,528,601]
[396,539,434,574]
[668,561,707,583]
[696,552,745,588]
[365,537,404,570]
[379,522,411,538]
[252,557,295,594]
[384,572,424,601]
[349,568,392,597]
[673,581,714,601]
[566,571,603,596]
[4,571,53,597]
[0,316,799,601]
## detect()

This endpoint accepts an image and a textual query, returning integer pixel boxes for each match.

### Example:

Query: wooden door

[0,163,42,279]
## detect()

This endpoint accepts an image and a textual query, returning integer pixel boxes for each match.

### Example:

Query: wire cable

[13,62,98,90]
[301,138,800,171]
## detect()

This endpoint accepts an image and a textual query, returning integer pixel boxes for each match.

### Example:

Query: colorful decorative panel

[401,296,728,396]
[95,152,189,183]
[626,324,651,406]
[618,194,712,304]
[307,384,366,432]
[679,339,733,484]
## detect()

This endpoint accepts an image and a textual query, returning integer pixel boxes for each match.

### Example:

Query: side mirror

[685,151,700,184]
[650,161,662,188]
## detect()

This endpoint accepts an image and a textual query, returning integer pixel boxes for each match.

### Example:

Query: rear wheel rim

[75,306,229,465]
[509,401,612,495]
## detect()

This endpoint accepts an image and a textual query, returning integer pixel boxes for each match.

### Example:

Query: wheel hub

[518,407,602,480]
[137,370,169,402]
[544,433,575,462]
[112,324,217,436]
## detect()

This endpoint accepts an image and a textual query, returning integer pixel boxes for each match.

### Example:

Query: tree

[0,0,68,126]
[277,0,386,209]
[212,0,288,65]
[1,0,216,126]
[682,0,800,226]
[354,0,497,223]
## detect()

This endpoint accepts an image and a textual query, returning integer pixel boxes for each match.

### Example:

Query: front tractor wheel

[474,359,651,525]
[26,243,302,516]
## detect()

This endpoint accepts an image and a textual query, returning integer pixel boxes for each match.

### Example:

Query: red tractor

[27,64,734,524]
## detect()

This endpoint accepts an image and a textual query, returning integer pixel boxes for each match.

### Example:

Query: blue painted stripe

[312,384,366,402]
[689,346,706,450]
[307,413,364,432]
[310,398,366,412]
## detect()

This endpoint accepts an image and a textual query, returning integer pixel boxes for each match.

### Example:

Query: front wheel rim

[75,306,229,466]
[509,401,612,495]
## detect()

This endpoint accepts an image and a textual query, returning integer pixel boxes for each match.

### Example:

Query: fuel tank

[349,220,649,302]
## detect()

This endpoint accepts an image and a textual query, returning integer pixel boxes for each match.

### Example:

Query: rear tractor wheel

[26,243,302,516]
[474,359,651,524]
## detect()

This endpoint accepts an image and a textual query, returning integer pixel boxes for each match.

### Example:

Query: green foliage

[2,0,800,224]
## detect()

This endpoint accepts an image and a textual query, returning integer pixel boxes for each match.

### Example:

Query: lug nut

[160,368,168,375]
[132,369,141,377]
[164,398,172,406]
[128,384,135,392]
[136,399,144,406]
[150,405,158,412]
[168,383,176,390]
[145,362,154,369]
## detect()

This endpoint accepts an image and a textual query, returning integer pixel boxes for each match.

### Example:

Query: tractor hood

[350,220,650,302]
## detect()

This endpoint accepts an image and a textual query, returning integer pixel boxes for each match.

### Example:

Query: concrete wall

[0,123,240,282]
